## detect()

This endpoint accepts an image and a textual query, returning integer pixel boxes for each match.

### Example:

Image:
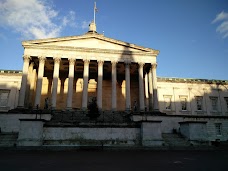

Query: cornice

[157,77,228,85]
[24,45,158,56]
[22,33,159,55]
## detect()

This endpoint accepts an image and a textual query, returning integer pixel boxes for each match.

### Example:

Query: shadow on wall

[19,43,145,111]
[0,81,20,111]
[157,81,228,116]
[2,48,228,113]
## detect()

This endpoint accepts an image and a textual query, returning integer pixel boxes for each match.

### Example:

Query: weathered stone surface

[43,127,140,146]
[179,121,208,144]
[17,119,46,146]
[140,121,163,146]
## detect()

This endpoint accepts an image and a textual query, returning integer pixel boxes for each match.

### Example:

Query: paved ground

[0,149,228,171]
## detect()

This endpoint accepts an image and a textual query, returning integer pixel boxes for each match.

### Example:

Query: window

[224,97,228,111]
[180,96,187,111]
[196,96,203,111]
[210,97,218,111]
[164,96,172,110]
[215,123,222,135]
[0,90,10,107]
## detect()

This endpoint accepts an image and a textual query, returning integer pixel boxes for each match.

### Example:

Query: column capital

[53,57,61,64]
[97,60,104,66]
[138,62,144,68]
[68,58,75,65]
[38,56,46,63]
[151,63,157,69]
[111,60,117,65]
[124,60,131,66]
[23,55,31,62]
[83,59,90,65]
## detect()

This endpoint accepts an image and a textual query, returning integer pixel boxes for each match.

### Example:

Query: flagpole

[94,2,96,24]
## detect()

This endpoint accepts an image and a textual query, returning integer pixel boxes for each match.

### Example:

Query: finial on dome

[87,2,98,34]
[89,21,97,33]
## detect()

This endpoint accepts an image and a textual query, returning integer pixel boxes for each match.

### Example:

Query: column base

[125,108,131,114]
[66,107,72,110]
[140,109,145,112]
[82,107,87,111]
[111,108,117,112]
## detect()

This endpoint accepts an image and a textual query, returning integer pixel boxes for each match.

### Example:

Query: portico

[18,23,159,112]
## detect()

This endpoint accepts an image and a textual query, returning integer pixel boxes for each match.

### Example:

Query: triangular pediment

[22,33,157,53]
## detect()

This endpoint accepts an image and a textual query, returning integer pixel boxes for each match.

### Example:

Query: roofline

[0,69,22,74]
[157,76,228,84]
[22,33,159,54]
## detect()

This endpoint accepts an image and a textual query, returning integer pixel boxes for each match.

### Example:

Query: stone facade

[157,77,228,116]
[17,29,159,112]
[0,70,22,111]
[0,23,228,147]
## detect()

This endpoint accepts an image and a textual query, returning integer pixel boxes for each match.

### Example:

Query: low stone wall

[179,121,208,145]
[0,113,51,132]
[1,113,228,147]
[17,119,45,146]
[141,121,163,146]
[132,115,228,142]
[43,126,140,146]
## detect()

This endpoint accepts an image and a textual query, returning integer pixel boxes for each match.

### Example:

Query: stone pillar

[17,119,45,146]
[51,57,61,109]
[66,58,75,109]
[97,60,104,111]
[145,72,149,111]
[148,68,153,111]
[141,121,163,146]
[34,56,46,108]
[152,63,159,111]
[28,64,37,106]
[82,59,90,110]
[138,62,145,111]
[125,61,131,111]
[24,62,34,107]
[18,55,30,108]
[111,61,117,111]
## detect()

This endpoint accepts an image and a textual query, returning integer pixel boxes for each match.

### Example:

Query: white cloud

[62,10,77,28]
[212,11,228,39]
[82,21,91,29]
[0,0,77,39]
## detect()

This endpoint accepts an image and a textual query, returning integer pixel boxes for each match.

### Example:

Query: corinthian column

[66,58,75,109]
[152,63,159,111]
[51,57,61,109]
[18,55,30,108]
[111,61,117,111]
[82,59,90,110]
[138,62,145,111]
[145,72,149,111]
[125,61,131,111]
[97,60,104,111]
[148,67,153,111]
[34,56,46,108]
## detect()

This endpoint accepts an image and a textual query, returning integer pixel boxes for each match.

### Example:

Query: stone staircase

[48,110,131,124]
[0,133,18,147]
[162,133,191,147]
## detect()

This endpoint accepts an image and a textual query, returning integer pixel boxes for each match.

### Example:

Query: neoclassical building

[0,22,228,147]
[17,22,160,112]
[1,22,228,116]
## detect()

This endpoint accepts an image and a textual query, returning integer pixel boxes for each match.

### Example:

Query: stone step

[49,110,131,123]
[0,133,18,147]
[162,133,191,147]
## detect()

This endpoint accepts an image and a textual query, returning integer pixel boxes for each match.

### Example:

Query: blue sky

[0,0,228,80]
